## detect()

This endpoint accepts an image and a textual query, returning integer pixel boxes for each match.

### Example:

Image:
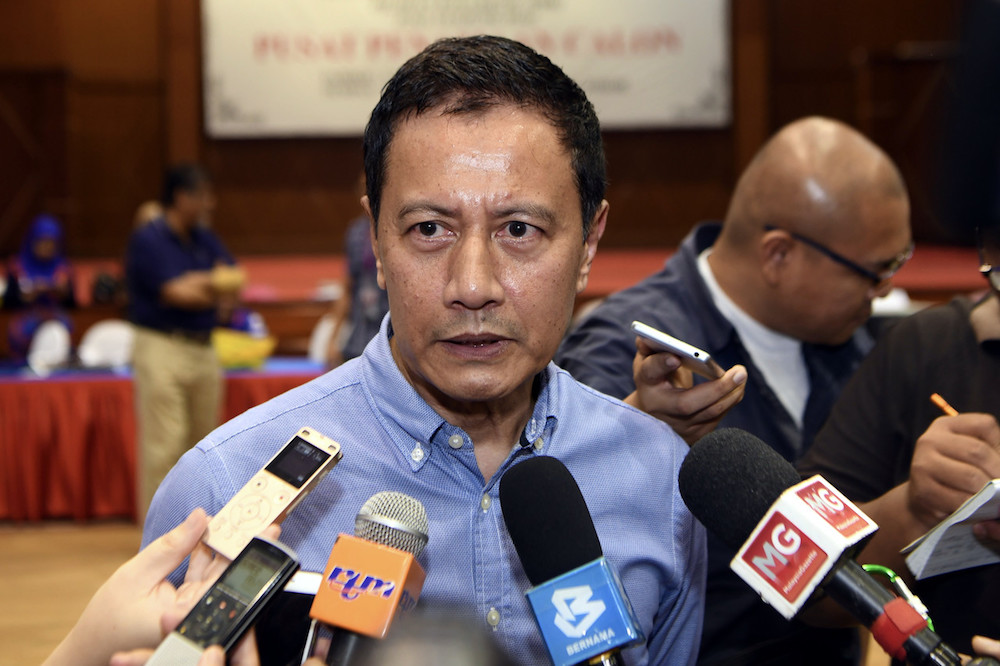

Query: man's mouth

[447,334,504,347]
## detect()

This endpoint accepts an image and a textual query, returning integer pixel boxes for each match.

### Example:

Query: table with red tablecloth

[0,360,324,522]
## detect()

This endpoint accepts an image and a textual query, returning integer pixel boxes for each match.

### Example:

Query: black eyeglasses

[764,225,914,285]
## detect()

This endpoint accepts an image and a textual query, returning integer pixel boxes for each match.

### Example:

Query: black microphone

[678,428,998,666]
[500,456,644,666]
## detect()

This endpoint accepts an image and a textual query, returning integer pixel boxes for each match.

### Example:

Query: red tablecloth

[0,366,322,522]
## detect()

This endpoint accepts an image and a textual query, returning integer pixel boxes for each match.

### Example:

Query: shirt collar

[360,314,559,472]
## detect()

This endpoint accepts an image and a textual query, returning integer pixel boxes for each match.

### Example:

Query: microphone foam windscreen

[499,456,603,586]
[355,491,430,557]
[678,427,802,550]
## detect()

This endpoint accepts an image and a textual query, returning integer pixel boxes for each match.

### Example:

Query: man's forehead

[383,106,573,182]
[392,103,561,145]
[448,150,510,173]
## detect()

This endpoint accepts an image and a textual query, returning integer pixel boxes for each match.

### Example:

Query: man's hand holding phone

[625,321,747,445]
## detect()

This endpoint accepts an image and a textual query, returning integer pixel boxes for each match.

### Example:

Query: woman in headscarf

[4,213,77,363]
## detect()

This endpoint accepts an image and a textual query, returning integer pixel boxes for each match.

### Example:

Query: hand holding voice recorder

[145,536,299,665]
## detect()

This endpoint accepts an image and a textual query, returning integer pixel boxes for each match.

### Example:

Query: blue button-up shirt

[142,316,706,665]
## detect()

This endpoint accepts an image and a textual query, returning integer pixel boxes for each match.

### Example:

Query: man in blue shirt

[142,36,705,664]
[556,118,914,665]
[126,163,245,517]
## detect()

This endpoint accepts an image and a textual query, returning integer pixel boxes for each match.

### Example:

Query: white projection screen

[202,0,730,138]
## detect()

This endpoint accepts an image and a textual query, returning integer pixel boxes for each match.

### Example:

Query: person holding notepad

[798,223,1000,658]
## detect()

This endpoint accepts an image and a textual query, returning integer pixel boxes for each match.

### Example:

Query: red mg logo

[741,511,828,602]
[796,479,869,538]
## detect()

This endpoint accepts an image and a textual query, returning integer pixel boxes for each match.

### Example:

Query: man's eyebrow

[397,202,457,219]
[493,203,557,224]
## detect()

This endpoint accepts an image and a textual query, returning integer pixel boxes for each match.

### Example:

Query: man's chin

[419,368,536,408]
[440,378,525,404]
[812,328,858,347]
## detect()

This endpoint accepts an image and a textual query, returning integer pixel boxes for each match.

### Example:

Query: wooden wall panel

[203,136,365,254]
[0,1,164,260]
[66,82,164,258]
[602,130,734,247]
[768,0,964,242]
[732,0,771,170]
[0,3,66,70]
[59,0,160,82]
[163,0,201,164]
[0,71,70,253]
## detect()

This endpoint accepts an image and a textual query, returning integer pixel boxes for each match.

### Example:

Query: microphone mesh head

[355,491,429,557]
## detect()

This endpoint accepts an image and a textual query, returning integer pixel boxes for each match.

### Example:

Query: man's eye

[417,222,439,236]
[507,221,529,237]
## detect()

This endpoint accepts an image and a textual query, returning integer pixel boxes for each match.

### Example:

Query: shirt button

[448,434,464,449]
[480,494,491,511]
[533,437,544,451]
[486,607,501,628]
[410,445,424,462]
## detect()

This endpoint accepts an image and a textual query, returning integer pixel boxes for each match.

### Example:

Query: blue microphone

[500,456,644,666]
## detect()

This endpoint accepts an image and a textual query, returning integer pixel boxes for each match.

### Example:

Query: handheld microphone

[678,428,997,666]
[309,491,429,665]
[500,456,644,666]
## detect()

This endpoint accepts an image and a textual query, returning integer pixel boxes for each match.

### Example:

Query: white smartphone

[631,320,724,380]
[146,536,299,665]
[204,427,343,560]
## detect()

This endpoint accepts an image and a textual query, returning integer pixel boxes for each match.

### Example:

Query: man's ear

[362,196,385,290]
[577,200,608,294]
[760,228,794,287]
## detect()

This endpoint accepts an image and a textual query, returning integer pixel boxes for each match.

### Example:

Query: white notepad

[903,479,1000,580]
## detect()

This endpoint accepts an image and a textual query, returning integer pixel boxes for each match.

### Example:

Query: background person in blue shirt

[126,163,245,518]
[142,35,705,665]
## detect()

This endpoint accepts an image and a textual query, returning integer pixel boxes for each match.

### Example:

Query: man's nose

[444,235,504,310]
[869,276,894,300]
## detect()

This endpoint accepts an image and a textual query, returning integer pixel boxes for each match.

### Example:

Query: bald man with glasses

[556,116,913,665]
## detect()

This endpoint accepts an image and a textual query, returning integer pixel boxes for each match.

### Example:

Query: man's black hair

[363,35,606,236]
[162,163,210,207]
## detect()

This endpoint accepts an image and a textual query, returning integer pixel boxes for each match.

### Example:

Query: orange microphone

[309,492,429,665]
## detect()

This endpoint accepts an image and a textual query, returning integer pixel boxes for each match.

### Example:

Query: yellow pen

[930,393,959,417]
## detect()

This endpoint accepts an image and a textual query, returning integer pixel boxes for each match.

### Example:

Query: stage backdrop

[202,0,730,137]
